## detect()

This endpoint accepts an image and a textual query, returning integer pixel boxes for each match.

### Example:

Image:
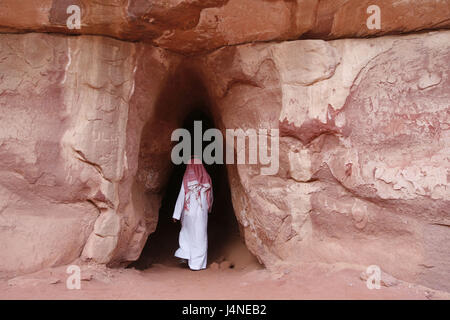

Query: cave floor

[1,260,448,300]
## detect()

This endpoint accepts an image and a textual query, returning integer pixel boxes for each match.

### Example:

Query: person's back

[172,157,213,270]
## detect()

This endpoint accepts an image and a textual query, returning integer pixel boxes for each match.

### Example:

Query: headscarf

[182,156,213,212]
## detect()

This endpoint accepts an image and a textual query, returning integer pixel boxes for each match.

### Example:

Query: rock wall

[0,34,99,275]
[0,0,449,53]
[196,30,450,291]
[0,33,182,275]
[0,1,448,292]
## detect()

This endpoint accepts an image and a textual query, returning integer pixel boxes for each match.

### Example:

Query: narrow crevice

[129,108,261,271]
[72,148,113,184]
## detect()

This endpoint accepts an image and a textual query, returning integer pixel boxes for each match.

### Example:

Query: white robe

[172,180,212,270]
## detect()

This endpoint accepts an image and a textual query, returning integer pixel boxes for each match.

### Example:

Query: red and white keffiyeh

[182,157,213,212]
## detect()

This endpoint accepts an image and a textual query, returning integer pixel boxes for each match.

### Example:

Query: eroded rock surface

[0,33,181,275]
[0,0,449,54]
[0,1,449,293]
[196,30,450,291]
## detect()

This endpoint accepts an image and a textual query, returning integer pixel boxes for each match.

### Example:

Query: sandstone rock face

[0,2,449,293]
[197,30,450,291]
[0,32,181,275]
[0,0,448,54]
[0,34,99,275]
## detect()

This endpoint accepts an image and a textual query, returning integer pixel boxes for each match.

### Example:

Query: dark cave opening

[130,108,261,271]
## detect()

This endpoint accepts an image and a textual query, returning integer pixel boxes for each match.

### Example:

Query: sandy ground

[1,236,449,300]
[1,187,448,300]
[1,262,449,300]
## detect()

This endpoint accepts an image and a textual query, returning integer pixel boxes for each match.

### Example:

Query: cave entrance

[130,108,260,271]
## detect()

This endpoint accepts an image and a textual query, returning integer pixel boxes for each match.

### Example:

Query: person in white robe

[172,157,213,271]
